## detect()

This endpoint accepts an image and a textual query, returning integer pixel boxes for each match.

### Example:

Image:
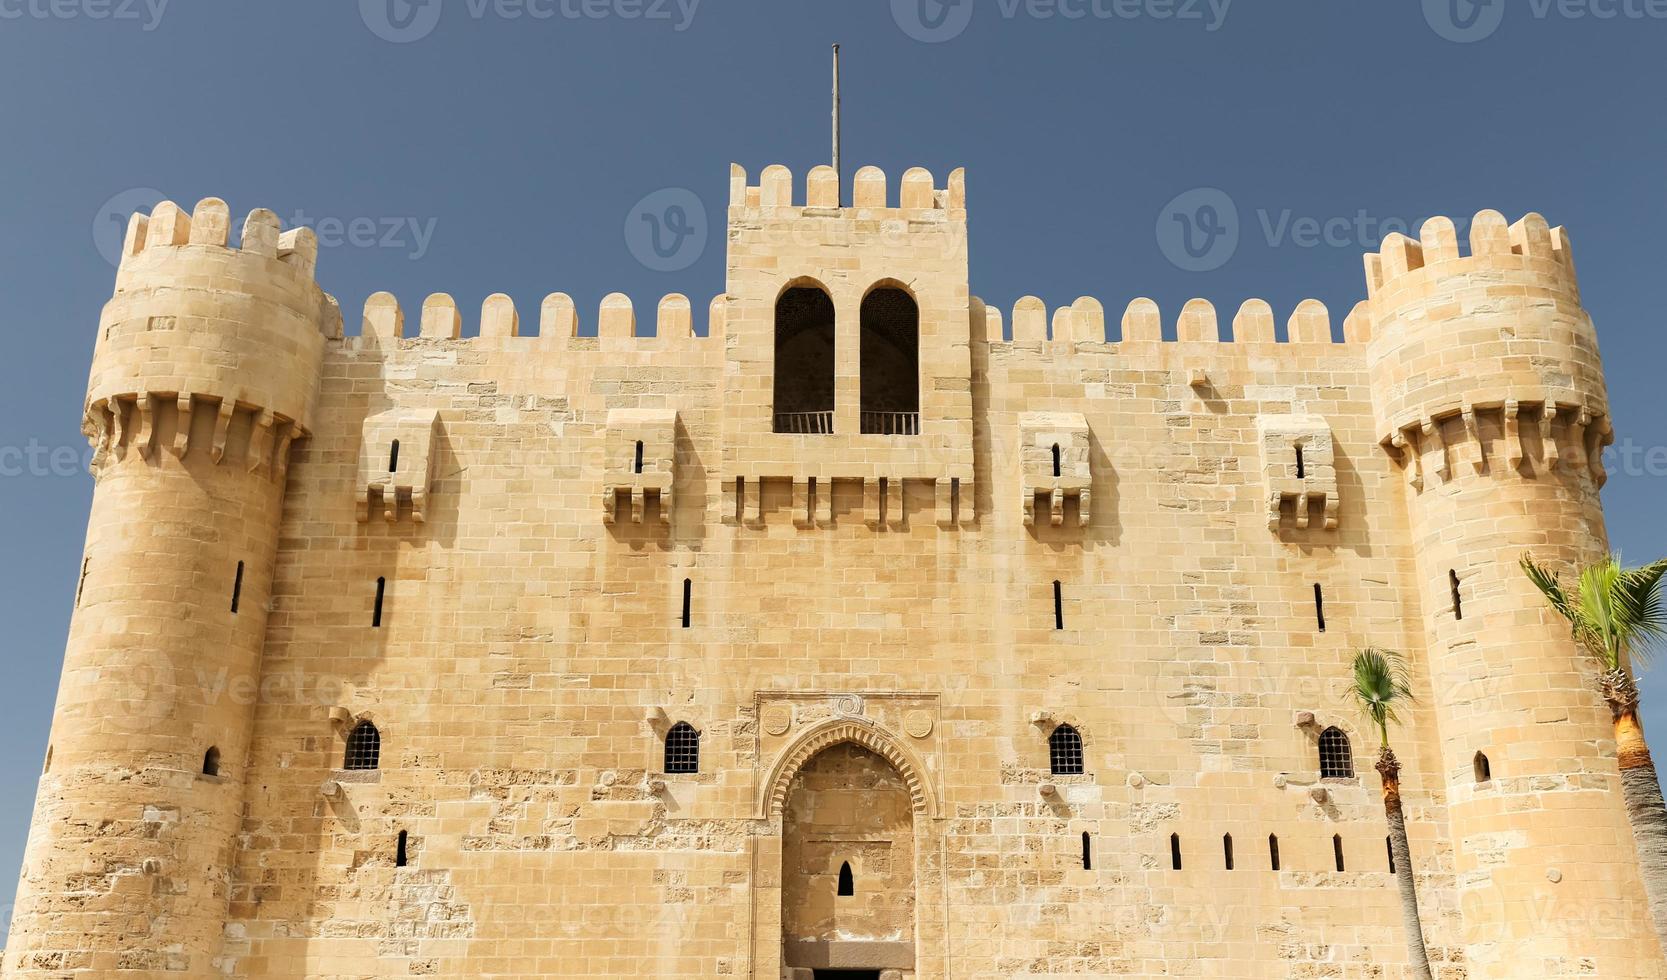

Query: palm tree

[1522,554,1667,946]
[1348,647,1435,980]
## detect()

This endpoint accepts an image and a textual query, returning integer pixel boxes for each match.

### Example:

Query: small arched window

[665,722,700,774]
[344,720,381,771]
[202,746,221,777]
[837,861,854,896]
[1474,751,1492,784]
[1081,831,1092,871]
[1318,726,1354,779]
[1051,444,1062,478]
[1170,833,1182,870]
[1223,833,1235,871]
[396,830,409,868]
[1333,834,1346,872]
[1269,834,1281,871]
[389,439,400,473]
[1049,724,1084,775]
[634,440,645,474]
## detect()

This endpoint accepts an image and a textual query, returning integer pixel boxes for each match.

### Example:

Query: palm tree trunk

[1378,748,1435,980]
[1605,669,1667,950]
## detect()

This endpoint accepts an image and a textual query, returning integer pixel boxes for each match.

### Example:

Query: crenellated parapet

[1362,210,1611,492]
[356,290,728,345]
[730,163,966,216]
[87,197,338,478]
[982,294,1370,347]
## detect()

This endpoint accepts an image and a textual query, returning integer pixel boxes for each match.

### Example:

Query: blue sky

[0,0,1664,917]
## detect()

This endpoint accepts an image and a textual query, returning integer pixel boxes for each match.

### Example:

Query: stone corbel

[132,393,156,460]
[1504,400,1525,472]
[170,393,194,459]
[211,399,236,464]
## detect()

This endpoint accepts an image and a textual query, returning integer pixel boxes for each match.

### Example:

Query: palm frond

[1612,558,1667,667]
[1522,554,1576,627]
[1348,648,1415,747]
[1524,553,1667,674]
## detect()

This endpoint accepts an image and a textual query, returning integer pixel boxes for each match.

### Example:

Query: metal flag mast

[832,43,842,204]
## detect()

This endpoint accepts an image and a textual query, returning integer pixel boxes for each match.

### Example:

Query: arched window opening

[1052,443,1062,478]
[1049,724,1084,776]
[1269,834,1281,871]
[1474,751,1492,784]
[773,286,836,434]
[389,439,400,474]
[372,577,386,628]
[633,440,645,474]
[665,722,700,774]
[1333,834,1346,872]
[1170,833,1182,870]
[1386,835,1396,873]
[837,861,855,896]
[396,830,409,868]
[1081,831,1092,871]
[1313,583,1325,632]
[202,746,221,777]
[1295,444,1306,479]
[859,286,920,435]
[1450,569,1464,621]
[1053,580,1064,630]
[1223,833,1235,870]
[344,720,381,771]
[1318,726,1354,779]
[231,561,245,614]
[681,578,692,629]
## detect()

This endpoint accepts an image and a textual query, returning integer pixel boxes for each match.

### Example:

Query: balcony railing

[861,411,921,436]
[774,411,834,434]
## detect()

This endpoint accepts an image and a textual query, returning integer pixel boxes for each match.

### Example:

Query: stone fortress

[4,159,1661,979]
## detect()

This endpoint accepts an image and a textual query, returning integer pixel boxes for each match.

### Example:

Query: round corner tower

[4,199,335,977]
[1364,210,1662,977]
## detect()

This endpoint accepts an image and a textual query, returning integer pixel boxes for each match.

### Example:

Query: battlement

[119,197,322,283]
[983,295,1372,346]
[730,163,966,214]
[355,290,728,343]
[1364,209,1578,304]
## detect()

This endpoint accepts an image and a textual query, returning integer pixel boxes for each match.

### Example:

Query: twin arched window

[344,720,381,771]
[772,283,920,435]
[1049,724,1084,776]
[1318,726,1354,779]
[665,722,700,774]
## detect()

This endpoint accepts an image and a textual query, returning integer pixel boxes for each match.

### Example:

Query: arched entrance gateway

[755,719,938,980]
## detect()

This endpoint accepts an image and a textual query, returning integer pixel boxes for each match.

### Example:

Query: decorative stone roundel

[833,694,864,717]
[903,710,934,739]
[761,705,792,737]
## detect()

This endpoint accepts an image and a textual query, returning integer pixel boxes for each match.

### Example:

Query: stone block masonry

[3,166,1658,979]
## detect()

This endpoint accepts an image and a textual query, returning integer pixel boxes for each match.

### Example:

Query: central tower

[720,164,975,527]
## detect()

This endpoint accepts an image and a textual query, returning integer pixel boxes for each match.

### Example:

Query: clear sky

[0,0,1663,921]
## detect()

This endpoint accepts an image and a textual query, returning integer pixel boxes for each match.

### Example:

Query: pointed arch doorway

[756,718,935,979]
